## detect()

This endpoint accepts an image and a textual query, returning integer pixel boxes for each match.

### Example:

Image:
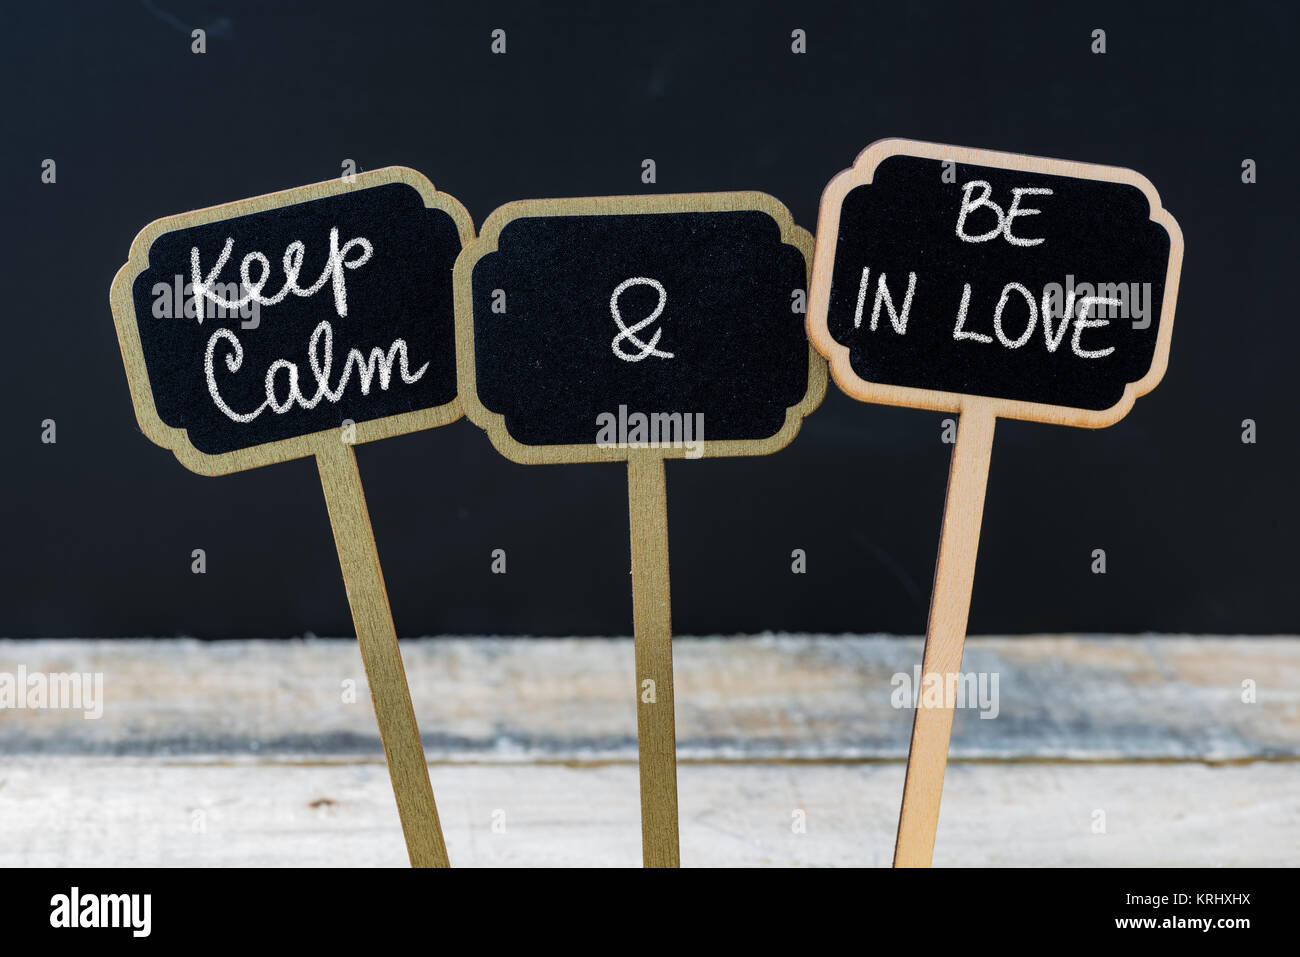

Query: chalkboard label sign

[454,192,826,866]
[455,193,826,462]
[109,168,474,865]
[806,139,1184,868]
[808,139,1184,426]
[110,167,473,473]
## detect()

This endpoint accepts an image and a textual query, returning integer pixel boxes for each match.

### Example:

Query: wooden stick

[626,453,681,868]
[893,404,997,867]
[316,441,449,868]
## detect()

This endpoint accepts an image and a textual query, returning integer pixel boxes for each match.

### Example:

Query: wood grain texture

[5,636,1295,762]
[894,406,996,867]
[627,453,680,867]
[2,636,1295,866]
[316,443,448,867]
[3,756,1296,867]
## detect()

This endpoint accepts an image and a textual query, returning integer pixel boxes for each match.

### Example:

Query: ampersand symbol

[610,277,673,362]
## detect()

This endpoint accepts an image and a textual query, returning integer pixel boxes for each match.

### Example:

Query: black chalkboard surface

[809,139,1183,427]
[456,193,825,462]
[111,168,473,473]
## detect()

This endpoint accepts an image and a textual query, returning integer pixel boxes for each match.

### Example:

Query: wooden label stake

[893,404,994,867]
[316,441,448,867]
[627,452,679,867]
[454,193,825,866]
[109,168,474,867]
[807,139,1183,866]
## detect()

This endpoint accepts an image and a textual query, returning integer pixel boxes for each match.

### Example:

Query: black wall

[3,0,1295,637]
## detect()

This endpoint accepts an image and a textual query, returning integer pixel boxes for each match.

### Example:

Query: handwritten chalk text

[189,228,373,321]
[205,320,428,423]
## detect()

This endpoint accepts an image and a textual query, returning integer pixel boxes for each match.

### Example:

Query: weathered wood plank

[1,757,1295,867]
[1,636,1295,760]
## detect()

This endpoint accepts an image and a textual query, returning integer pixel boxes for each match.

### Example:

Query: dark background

[2,0,1294,638]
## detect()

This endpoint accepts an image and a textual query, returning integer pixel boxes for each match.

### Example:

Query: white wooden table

[1,635,1296,866]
